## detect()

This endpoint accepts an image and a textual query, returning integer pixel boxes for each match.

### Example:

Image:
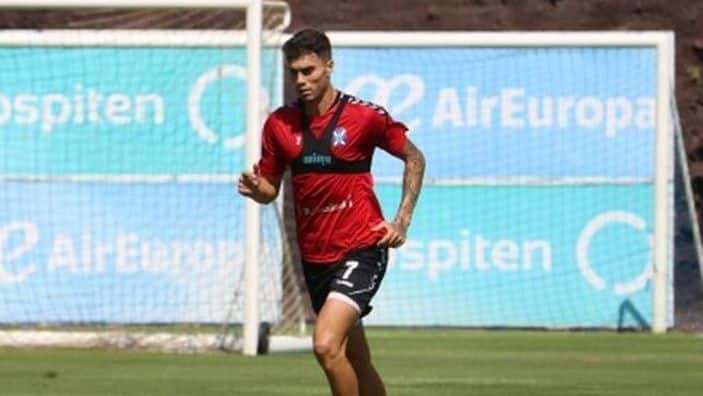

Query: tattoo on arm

[394,139,425,229]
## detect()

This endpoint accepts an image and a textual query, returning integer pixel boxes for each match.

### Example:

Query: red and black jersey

[257,92,408,264]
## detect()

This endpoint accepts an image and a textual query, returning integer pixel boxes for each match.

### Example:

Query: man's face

[287,52,333,102]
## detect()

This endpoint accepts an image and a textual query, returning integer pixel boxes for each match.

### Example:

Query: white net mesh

[332,44,672,329]
[0,5,306,353]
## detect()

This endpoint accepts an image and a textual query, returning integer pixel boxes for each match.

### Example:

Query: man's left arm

[374,138,425,248]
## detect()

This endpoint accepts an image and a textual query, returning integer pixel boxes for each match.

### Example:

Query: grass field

[0,329,701,396]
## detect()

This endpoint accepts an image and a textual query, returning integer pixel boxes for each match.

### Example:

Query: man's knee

[313,334,344,369]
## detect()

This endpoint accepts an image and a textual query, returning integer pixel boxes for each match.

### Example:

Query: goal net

[0,1,309,354]
[330,32,676,331]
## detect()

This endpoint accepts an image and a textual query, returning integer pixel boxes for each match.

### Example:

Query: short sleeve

[257,115,287,178]
[372,108,408,158]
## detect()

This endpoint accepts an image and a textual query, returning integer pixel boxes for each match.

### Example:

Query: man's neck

[304,86,337,118]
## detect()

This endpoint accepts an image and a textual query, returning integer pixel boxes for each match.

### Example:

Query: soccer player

[238,29,425,396]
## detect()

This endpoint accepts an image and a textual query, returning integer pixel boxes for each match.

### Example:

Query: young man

[238,29,425,396]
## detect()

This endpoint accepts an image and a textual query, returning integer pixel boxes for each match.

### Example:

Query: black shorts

[302,246,388,318]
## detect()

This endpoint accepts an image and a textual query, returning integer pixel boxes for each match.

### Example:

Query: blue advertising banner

[369,185,654,327]
[332,46,666,327]
[0,42,283,324]
[0,47,280,175]
[0,42,669,328]
[335,47,656,179]
[0,182,281,323]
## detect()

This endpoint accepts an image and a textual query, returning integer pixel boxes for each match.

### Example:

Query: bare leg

[313,298,361,396]
[346,323,386,396]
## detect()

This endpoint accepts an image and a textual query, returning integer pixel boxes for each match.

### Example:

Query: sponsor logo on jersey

[302,152,332,166]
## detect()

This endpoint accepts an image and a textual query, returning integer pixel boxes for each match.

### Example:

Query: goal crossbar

[0,0,274,9]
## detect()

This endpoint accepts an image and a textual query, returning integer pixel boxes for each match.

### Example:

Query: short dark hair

[282,29,332,61]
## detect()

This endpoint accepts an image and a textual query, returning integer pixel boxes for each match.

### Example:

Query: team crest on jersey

[332,127,347,147]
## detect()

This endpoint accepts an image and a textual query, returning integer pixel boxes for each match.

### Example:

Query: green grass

[0,329,701,395]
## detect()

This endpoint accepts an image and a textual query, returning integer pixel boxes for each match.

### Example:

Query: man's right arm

[238,165,282,204]
[238,114,285,204]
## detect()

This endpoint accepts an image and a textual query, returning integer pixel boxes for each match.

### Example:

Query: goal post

[652,32,674,333]
[0,0,296,356]
[0,20,684,358]
[243,0,263,358]
[326,31,676,332]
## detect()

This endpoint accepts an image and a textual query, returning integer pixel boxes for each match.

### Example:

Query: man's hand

[238,164,262,198]
[237,164,279,204]
[372,220,407,248]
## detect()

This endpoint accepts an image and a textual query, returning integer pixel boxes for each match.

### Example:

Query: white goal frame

[0,0,291,356]
[323,31,676,333]
[0,22,680,356]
